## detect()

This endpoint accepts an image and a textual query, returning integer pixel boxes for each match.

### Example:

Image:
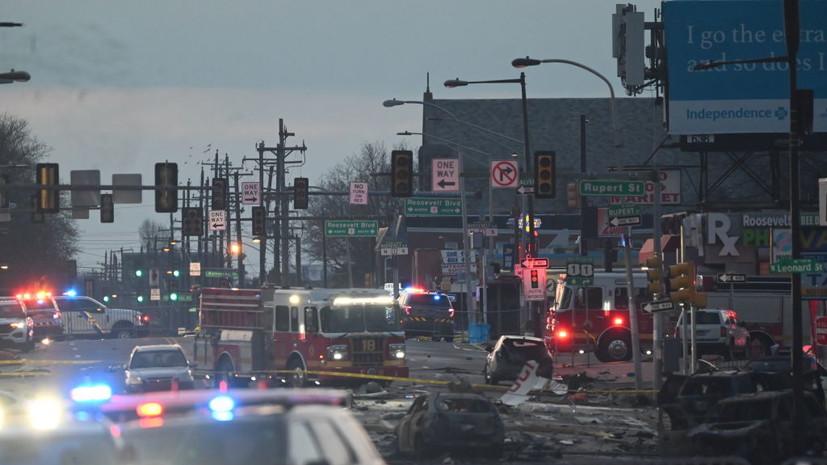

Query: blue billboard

[664,0,827,135]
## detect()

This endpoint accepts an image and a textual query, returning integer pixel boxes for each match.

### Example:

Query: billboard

[663,0,827,135]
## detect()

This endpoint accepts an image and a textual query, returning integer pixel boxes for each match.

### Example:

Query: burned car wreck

[393,390,505,459]
[687,389,827,463]
[483,335,553,385]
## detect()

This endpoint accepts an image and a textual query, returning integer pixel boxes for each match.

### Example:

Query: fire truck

[192,286,409,387]
[547,271,654,362]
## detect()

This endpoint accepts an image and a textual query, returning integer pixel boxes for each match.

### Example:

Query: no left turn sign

[491,160,519,188]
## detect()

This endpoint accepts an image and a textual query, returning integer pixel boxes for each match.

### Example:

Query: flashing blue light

[208,395,235,413]
[433,295,442,301]
[212,411,234,422]
[64,289,78,297]
[70,384,113,403]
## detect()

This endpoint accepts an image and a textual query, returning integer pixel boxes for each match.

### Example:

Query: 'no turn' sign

[491,160,519,188]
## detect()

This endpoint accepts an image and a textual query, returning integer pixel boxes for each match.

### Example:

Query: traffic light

[530,269,540,289]
[567,182,580,209]
[645,254,665,296]
[293,177,309,209]
[181,207,203,237]
[36,163,60,213]
[100,194,114,223]
[154,162,178,213]
[252,206,266,237]
[390,150,413,197]
[135,269,143,278]
[0,173,8,209]
[211,178,228,211]
[149,268,160,288]
[668,261,707,307]
[534,151,556,199]
[30,194,43,224]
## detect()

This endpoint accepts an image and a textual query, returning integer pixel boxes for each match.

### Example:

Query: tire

[597,332,632,362]
[286,358,307,388]
[443,336,454,343]
[112,326,133,339]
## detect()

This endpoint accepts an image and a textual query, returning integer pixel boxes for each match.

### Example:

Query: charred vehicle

[483,334,553,385]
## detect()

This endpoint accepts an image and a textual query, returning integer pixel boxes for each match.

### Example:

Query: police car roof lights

[70,384,113,403]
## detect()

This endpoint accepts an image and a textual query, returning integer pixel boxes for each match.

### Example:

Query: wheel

[286,358,307,388]
[597,333,632,362]
[443,336,454,343]
[112,327,133,339]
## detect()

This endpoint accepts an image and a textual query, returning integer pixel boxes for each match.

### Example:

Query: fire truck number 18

[361,339,376,351]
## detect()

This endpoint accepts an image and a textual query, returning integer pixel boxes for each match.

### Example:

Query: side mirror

[484,345,494,353]
[189,361,199,368]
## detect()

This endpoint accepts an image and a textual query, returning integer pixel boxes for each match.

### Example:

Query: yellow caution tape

[0,360,101,365]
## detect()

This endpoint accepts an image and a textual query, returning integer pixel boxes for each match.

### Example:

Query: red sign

[816,316,827,346]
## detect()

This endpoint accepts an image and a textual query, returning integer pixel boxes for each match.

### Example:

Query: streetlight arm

[513,57,622,148]
[0,70,30,83]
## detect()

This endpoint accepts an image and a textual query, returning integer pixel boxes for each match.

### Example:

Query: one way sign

[432,159,459,192]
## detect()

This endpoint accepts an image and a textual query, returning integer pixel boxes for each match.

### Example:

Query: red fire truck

[192,286,409,387]
[546,271,654,362]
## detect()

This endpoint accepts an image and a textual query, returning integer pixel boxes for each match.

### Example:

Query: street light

[512,57,622,148]
[0,70,30,83]
[441,73,542,338]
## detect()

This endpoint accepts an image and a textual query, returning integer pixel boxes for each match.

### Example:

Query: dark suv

[397,290,455,342]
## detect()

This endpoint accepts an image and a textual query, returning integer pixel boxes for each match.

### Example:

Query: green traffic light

[170,292,178,301]
[137,295,144,303]
[135,270,143,277]
[172,270,180,277]
[103,296,110,303]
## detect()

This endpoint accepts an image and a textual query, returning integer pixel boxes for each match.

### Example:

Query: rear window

[685,311,722,325]
[405,294,452,309]
[0,301,25,319]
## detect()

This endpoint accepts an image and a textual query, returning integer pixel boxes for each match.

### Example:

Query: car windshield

[129,350,188,368]
[0,302,25,319]
[405,294,452,309]
[319,304,402,333]
[716,398,774,422]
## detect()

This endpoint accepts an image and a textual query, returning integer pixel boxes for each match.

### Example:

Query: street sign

[380,241,409,256]
[349,182,368,205]
[189,262,201,277]
[490,160,519,188]
[644,300,675,313]
[516,185,535,195]
[816,316,827,346]
[209,210,227,231]
[203,269,239,279]
[769,258,825,274]
[432,158,459,191]
[578,180,646,197]
[521,257,549,268]
[404,198,462,216]
[468,222,497,236]
[565,256,594,286]
[717,273,746,284]
[607,205,641,219]
[241,182,260,205]
[324,220,379,237]
[608,215,642,227]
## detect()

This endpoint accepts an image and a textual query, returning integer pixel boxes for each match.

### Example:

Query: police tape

[192,368,657,395]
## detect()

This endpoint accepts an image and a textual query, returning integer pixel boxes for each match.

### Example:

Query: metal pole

[624,226,643,392]
[652,169,663,390]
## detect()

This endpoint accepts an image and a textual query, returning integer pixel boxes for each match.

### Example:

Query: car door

[55,297,104,336]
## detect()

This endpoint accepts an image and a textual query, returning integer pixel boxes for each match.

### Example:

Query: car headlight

[388,343,406,360]
[10,321,25,329]
[326,344,349,361]
[125,372,144,385]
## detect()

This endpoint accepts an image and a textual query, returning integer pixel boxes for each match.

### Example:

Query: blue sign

[663,0,827,135]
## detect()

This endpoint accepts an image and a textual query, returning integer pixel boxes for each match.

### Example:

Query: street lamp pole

[443,73,542,338]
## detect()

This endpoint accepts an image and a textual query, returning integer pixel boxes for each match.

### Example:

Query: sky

[0,0,664,271]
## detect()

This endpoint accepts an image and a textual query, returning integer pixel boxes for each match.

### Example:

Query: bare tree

[303,141,408,287]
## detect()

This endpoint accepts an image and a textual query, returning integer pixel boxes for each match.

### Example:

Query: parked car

[123,344,196,393]
[93,388,385,465]
[687,389,827,463]
[483,334,553,385]
[675,308,749,360]
[393,391,504,459]
[397,288,455,341]
[0,298,34,352]
[16,293,63,341]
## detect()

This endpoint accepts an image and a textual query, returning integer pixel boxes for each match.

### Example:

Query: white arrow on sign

[516,185,535,195]
[644,300,675,313]
[609,216,642,227]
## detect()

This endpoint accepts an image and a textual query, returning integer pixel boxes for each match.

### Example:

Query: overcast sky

[0,0,663,271]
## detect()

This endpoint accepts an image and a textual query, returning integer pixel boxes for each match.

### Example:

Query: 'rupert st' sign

[579,180,646,196]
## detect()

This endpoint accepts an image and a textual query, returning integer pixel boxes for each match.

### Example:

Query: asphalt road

[0,336,664,464]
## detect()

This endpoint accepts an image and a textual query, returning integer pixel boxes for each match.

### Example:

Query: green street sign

[579,180,646,196]
[769,258,824,274]
[204,269,239,279]
[404,198,462,216]
[607,205,641,219]
[324,220,378,237]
